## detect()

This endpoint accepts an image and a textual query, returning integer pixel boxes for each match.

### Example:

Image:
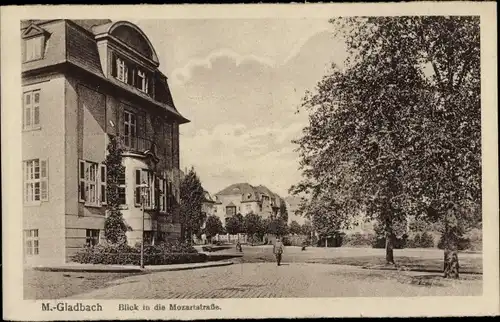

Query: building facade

[21,19,189,266]
[213,183,283,224]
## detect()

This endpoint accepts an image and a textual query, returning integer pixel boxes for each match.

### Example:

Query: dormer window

[137,69,148,93]
[22,23,48,63]
[111,54,151,94]
[25,37,44,62]
[116,57,129,83]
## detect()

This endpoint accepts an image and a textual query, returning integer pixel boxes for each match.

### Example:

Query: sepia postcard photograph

[1,2,499,321]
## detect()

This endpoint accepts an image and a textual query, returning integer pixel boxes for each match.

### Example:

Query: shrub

[342,232,375,247]
[408,234,421,248]
[71,241,207,265]
[437,234,471,251]
[408,232,434,248]
[420,232,435,248]
[282,236,292,246]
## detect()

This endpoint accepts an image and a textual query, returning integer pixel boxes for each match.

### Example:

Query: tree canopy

[204,215,224,241]
[179,167,206,242]
[291,17,481,266]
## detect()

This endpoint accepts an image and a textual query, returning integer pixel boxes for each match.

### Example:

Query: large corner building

[21,19,189,266]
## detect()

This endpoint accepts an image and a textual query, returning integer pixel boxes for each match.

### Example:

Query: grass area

[24,269,143,300]
[227,246,483,274]
[305,256,482,274]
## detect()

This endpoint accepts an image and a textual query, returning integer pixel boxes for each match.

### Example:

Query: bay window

[135,168,155,209]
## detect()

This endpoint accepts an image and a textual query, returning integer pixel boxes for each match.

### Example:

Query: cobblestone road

[67,262,482,299]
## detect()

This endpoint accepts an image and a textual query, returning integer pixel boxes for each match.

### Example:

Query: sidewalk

[32,260,233,273]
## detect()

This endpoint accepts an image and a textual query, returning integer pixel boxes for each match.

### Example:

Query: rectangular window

[144,231,154,245]
[23,90,41,130]
[137,69,149,93]
[226,206,236,217]
[123,110,137,149]
[79,160,106,207]
[23,159,48,203]
[118,167,126,206]
[135,168,155,209]
[158,176,168,213]
[116,57,128,83]
[24,229,39,256]
[86,229,100,247]
[24,37,44,62]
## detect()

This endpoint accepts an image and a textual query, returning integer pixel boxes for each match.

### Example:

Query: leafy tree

[103,136,130,244]
[225,216,241,235]
[289,220,302,235]
[267,217,289,237]
[256,217,270,242]
[179,167,206,244]
[300,220,313,236]
[291,17,480,272]
[244,213,262,245]
[204,215,224,243]
[279,200,288,223]
[225,212,245,242]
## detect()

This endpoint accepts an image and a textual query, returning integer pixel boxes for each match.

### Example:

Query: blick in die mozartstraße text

[119,303,222,311]
[41,302,222,312]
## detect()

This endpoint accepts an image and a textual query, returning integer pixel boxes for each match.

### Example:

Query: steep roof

[215,183,258,197]
[215,183,284,205]
[203,190,216,203]
[21,19,188,124]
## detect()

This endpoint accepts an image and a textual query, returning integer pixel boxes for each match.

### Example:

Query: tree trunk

[385,233,395,265]
[384,212,395,265]
[442,212,460,279]
[443,230,460,279]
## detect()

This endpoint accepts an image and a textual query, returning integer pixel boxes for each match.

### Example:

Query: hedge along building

[21,19,189,266]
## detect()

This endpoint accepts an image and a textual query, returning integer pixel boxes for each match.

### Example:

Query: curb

[32,261,233,273]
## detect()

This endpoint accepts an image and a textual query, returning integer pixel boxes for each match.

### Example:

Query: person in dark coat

[273,237,284,266]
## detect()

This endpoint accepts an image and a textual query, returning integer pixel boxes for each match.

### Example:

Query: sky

[134,19,348,197]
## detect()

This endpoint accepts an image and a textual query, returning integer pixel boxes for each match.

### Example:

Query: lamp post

[138,181,149,269]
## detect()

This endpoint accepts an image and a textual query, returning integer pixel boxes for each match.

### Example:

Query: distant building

[213,183,284,223]
[201,190,217,217]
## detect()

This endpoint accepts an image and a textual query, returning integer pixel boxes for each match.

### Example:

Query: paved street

[67,262,482,299]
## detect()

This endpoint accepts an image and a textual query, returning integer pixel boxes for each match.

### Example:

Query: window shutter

[128,65,134,86]
[100,164,107,205]
[40,159,48,201]
[134,168,141,207]
[111,54,117,77]
[147,74,153,95]
[23,92,32,128]
[33,91,40,126]
[153,174,158,209]
[79,160,86,202]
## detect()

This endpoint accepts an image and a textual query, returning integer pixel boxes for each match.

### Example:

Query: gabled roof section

[226,201,237,207]
[21,23,48,39]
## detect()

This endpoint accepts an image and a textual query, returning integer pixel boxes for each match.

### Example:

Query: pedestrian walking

[273,237,284,266]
